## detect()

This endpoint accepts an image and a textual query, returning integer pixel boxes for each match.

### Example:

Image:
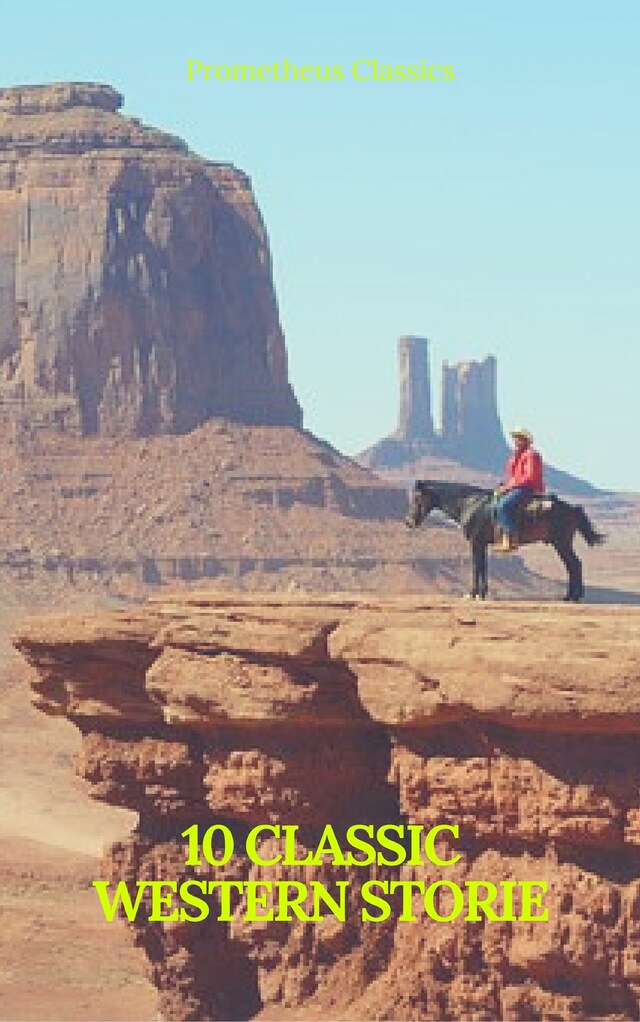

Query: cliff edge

[15,593,640,1021]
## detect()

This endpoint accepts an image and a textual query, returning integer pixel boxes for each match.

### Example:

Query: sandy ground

[0,835,156,1022]
[0,603,156,1022]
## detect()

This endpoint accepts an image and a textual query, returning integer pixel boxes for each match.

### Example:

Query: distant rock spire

[360,337,509,474]
[358,337,595,494]
[441,355,507,466]
[396,336,434,440]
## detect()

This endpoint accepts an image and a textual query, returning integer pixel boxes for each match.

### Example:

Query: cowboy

[494,428,545,551]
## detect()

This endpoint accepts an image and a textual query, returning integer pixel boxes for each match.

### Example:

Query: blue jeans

[495,487,533,537]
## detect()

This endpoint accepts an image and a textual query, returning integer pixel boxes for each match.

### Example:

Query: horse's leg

[470,540,488,599]
[469,542,480,598]
[479,542,489,599]
[552,539,584,602]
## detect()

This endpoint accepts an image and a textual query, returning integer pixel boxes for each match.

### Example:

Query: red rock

[0,82,301,437]
[15,592,640,1020]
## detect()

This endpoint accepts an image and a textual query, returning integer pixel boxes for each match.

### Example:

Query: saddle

[491,493,558,551]
[519,494,557,523]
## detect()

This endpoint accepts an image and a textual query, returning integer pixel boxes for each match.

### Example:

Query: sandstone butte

[14,592,640,1022]
[0,82,301,437]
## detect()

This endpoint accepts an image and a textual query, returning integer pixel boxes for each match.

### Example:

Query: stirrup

[494,532,518,552]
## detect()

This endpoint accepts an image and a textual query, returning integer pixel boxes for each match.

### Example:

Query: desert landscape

[1,80,639,1022]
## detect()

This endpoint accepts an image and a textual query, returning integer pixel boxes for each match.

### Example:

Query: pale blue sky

[3,1,639,489]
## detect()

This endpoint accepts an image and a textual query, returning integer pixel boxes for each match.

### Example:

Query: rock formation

[0,82,301,437]
[15,593,640,1020]
[361,338,597,495]
[396,336,434,440]
[441,355,507,466]
[363,338,509,474]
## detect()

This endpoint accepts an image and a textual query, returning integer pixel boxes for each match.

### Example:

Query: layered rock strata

[0,82,301,436]
[15,594,640,1020]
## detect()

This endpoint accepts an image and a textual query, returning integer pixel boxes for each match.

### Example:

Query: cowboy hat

[510,428,533,443]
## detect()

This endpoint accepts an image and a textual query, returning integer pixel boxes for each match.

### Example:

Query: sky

[2,1,639,490]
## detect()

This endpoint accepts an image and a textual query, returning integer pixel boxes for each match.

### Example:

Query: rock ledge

[15,593,640,1021]
[0,82,123,114]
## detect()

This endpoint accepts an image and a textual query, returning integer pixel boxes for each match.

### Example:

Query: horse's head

[405,481,438,528]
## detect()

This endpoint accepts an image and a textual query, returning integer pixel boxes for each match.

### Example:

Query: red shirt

[505,447,544,492]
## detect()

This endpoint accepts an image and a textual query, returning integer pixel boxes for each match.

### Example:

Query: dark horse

[406,480,605,602]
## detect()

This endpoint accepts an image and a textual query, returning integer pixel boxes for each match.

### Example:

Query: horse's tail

[573,505,606,546]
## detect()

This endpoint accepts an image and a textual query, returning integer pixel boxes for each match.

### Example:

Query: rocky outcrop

[396,336,434,440]
[0,83,124,115]
[361,339,596,494]
[441,356,507,466]
[0,82,301,437]
[393,341,504,463]
[14,594,640,1020]
[363,339,507,473]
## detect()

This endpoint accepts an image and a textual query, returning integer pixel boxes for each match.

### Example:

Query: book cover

[1,3,639,1021]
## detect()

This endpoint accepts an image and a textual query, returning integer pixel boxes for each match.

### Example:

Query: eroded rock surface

[15,593,640,1020]
[0,81,300,437]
